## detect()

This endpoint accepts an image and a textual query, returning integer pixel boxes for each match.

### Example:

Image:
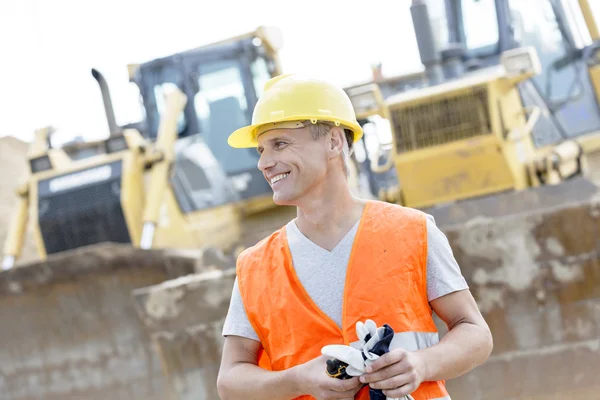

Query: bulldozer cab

[347,0,600,208]
[130,34,277,206]
[438,0,600,146]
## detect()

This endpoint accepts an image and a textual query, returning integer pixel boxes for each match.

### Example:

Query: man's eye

[275,141,286,148]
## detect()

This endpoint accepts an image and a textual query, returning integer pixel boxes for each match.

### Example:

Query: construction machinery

[0,27,297,399]
[343,1,600,398]
[2,25,291,270]
[347,0,600,209]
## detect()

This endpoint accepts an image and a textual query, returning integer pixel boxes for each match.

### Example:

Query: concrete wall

[132,269,236,400]
[0,245,204,400]
[443,198,600,399]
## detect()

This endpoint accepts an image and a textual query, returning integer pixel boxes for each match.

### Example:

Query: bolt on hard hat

[227,74,363,148]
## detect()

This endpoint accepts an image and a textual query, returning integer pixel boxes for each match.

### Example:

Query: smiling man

[216,74,493,400]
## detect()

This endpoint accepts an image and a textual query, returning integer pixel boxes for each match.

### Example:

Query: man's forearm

[417,321,493,382]
[217,362,300,400]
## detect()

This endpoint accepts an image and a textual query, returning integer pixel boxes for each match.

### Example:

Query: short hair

[301,120,355,175]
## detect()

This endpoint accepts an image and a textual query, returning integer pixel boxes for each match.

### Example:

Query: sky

[0,0,422,144]
[1,0,599,145]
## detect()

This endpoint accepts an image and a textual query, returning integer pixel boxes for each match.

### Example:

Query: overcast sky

[0,0,422,143]
[1,0,599,144]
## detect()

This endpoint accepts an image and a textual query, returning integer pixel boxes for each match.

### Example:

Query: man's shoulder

[369,200,426,222]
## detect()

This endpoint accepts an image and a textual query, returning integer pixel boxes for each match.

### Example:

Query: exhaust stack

[410,0,444,85]
[91,68,120,136]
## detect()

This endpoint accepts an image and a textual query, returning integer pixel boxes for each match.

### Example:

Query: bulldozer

[0,26,297,400]
[341,0,600,398]
[2,25,293,271]
[347,0,600,209]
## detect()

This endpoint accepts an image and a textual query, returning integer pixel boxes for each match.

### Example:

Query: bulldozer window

[508,0,600,142]
[170,135,240,213]
[193,59,259,178]
[508,0,578,103]
[250,56,273,98]
[460,0,499,51]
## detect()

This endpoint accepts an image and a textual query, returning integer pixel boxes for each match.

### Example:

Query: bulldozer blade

[131,268,236,400]
[425,177,600,399]
[0,243,212,400]
[424,176,600,228]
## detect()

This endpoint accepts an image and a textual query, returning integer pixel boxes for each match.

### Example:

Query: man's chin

[272,192,295,206]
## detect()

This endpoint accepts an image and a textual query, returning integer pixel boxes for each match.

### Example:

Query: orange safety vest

[237,200,451,400]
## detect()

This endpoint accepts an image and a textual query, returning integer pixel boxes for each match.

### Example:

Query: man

[217,74,493,400]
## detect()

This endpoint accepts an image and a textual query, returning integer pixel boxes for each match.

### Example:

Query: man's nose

[257,151,276,172]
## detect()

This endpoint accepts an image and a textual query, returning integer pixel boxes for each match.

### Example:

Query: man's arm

[418,214,493,380]
[217,335,364,400]
[417,288,493,381]
[358,289,493,398]
[217,335,300,400]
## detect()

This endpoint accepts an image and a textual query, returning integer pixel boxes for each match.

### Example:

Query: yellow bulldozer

[2,25,294,271]
[342,0,600,398]
[0,26,297,400]
[347,0,600,210]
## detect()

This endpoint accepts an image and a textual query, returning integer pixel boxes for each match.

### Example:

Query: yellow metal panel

[576,131,600,183]
[186,204,242,251]
[120,151,146,246]
[241,195,277,215]
[497,82,527,133]
[589,64,600,107]
[395,135,515,208]
[142,89,187,226]
[495,81,536,189]
[579,0,600,40]
[576,130,600,153]
[28,127,52,159]
[487,80,503,141]
[152,187,241,252]
[2,195,29,260]
[29,177,47,259]
[151,189,201,250]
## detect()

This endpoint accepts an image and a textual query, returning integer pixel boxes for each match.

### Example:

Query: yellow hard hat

[227,74,363,148]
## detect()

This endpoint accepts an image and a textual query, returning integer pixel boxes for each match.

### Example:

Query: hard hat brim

[227,116,364,148]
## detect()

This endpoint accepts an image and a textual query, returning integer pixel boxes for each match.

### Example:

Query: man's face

[256,126,329,205]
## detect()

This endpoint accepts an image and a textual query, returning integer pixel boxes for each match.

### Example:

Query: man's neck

[293,175,367,251]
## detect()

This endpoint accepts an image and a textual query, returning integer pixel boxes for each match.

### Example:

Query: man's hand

[294,355,364,400]
[358,349,425,398]
[218,336,364,400]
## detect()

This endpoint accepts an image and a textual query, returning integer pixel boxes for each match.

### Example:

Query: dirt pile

[0,136,38,264]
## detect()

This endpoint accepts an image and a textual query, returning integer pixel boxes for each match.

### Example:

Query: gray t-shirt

[222,214,468,341]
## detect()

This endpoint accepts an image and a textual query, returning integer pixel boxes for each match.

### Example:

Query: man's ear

[328,127,345,158]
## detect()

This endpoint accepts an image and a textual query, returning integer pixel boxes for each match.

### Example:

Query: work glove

[321,319,415,400]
